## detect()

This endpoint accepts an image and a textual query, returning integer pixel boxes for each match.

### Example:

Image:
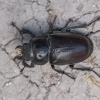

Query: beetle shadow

[23,19,50,37]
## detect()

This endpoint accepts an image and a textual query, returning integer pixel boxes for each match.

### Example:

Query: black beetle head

[15,43,32,61]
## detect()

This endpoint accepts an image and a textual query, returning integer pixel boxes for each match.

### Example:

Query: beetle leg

[69,65,100,77]
[51,65,76,80]
[11,22,35,38]
[11,22,24,41]
[43,15,57,36]
[11,22,21,32]
[68,16,100,29]
[21,60,35,72]
[21,29,36,37]
[14,55,23,61]
[52,18,73,32]
[15,45,23,50]
[30,61,35,67]
[86,30,100,37]
[22,60,35,68]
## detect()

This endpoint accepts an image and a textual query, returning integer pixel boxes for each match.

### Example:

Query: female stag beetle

[11,15,100,79]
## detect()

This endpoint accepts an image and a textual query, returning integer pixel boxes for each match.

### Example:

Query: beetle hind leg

[51,65,76,80]
[86,30,100,37]
[69,65,100,77]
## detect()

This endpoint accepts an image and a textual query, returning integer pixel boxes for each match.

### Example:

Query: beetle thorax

[31,38,49,65]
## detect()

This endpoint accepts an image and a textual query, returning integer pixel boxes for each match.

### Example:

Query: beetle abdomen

[49,32,93,65]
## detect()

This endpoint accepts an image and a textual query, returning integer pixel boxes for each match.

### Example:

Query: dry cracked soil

[1,0,100,100]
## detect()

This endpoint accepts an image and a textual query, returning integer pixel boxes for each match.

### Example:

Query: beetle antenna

[44,15,57,36]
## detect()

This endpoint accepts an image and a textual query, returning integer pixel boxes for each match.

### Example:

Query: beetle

[11,15,100,79]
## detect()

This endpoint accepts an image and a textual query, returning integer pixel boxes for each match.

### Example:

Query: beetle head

[16,43,33,61]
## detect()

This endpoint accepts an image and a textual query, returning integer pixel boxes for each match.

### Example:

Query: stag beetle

[11,15,100,79]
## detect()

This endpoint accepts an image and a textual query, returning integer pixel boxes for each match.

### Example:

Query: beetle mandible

[11,15,100,79]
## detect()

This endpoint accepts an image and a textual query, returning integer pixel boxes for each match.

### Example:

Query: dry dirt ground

[1,0,100,100]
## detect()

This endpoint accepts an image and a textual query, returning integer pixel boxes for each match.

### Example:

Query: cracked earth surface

[1,0,100,100]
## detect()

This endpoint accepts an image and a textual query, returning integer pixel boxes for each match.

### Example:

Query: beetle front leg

[15,45,23,50]
[11,22,35,38]
[21,29,35,37]
[11,22,24,41]
[21,60,35,72]
[69,65,100,77]
[51,65,76,80]
[14,55,23,61]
